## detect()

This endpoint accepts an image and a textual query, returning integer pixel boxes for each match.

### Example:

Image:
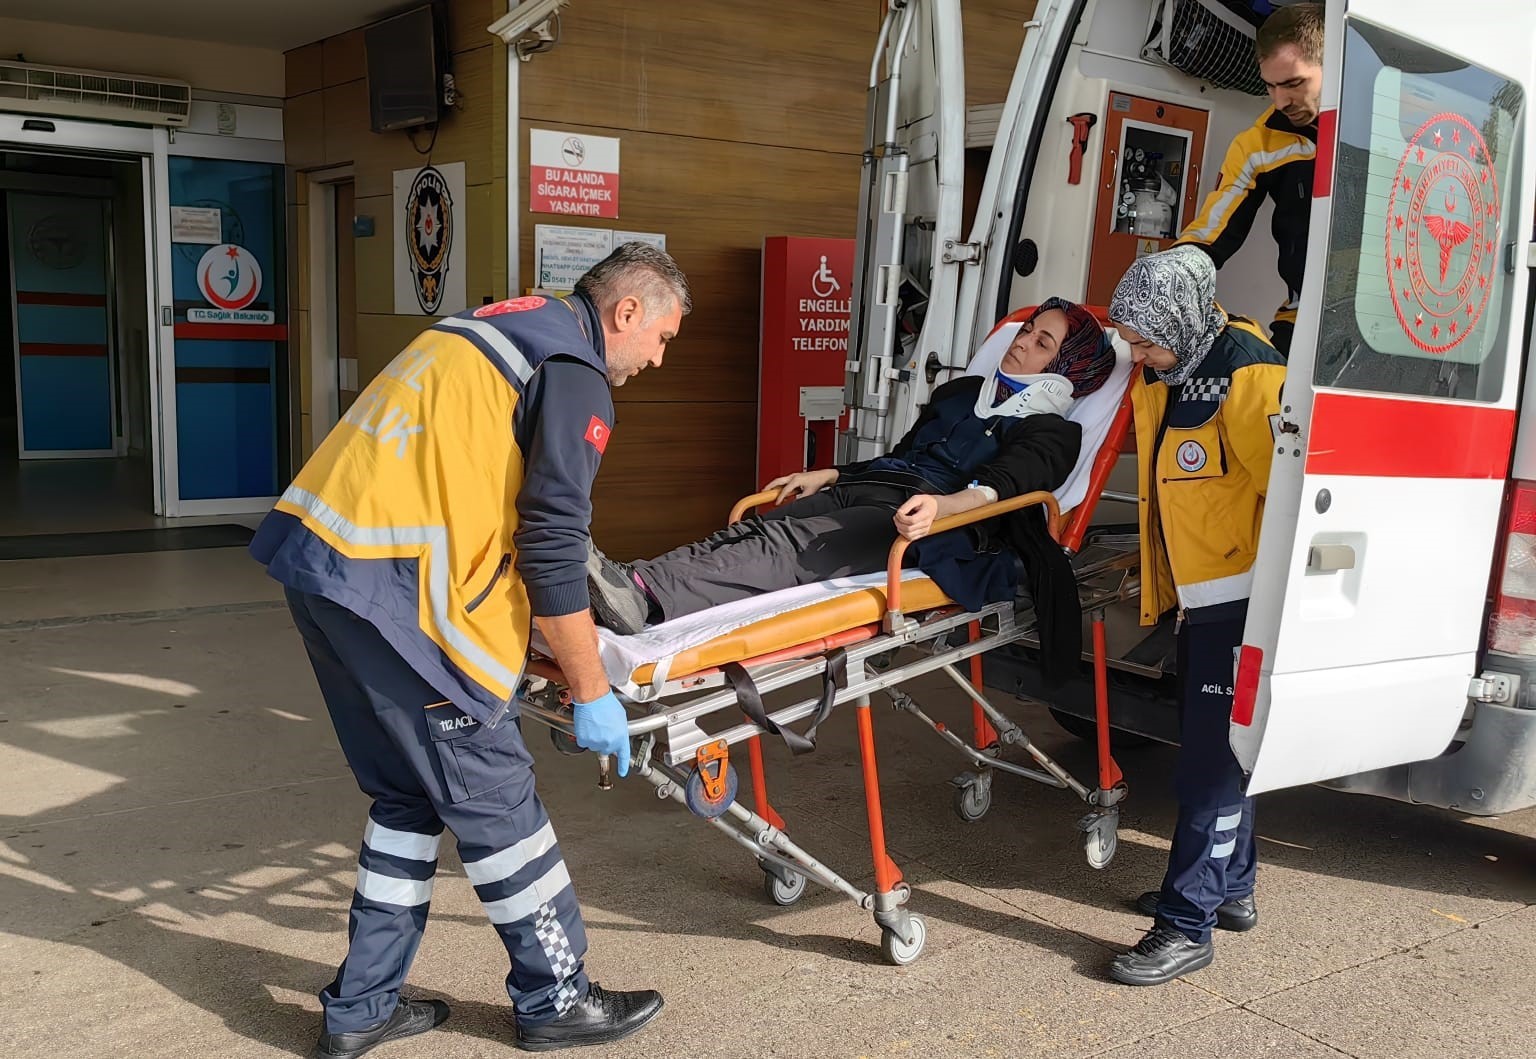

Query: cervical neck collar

[975,372,1075,421]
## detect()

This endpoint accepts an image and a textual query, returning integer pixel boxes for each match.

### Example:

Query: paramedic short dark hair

[1255,2,1324,66]
[576,242,693,322]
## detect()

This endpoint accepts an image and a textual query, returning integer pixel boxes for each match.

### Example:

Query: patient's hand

[894,494,940,540]
[767,468,839,505]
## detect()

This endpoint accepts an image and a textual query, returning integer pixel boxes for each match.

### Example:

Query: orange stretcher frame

[518,305,1137,965]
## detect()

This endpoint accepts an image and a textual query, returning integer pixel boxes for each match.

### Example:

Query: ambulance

[840,0,1536,814]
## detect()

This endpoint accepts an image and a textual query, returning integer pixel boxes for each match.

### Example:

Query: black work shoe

[1134,890,1258,932]
[515,982,664,1052]
[586,545,649,635]
[314,998,449,1059]
[1109,925,1214,986]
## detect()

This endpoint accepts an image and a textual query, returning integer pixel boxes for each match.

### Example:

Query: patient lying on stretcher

[586,297,1116,640]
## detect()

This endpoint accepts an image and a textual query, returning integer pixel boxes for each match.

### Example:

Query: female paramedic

[1105,245,1286,987]
[583,298,1115,656]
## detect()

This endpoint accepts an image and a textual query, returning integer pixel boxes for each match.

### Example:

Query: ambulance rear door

[1232,1,1535,795]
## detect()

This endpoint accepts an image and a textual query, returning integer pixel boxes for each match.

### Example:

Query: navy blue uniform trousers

[1155,605,1258,943]
[286,588,589,1033]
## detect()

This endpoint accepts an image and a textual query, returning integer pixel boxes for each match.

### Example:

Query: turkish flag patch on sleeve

[584,416,611,454]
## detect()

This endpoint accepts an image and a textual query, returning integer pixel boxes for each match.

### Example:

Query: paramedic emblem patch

[1386,112,1500,355]
[473,296,547,318]
[406,165,454,315]
[584,416,611,454]
[1176,440,1208,473]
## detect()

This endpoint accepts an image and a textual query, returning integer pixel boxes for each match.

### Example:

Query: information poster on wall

[170,206,223,244]
[534,225,667,293]
[530,129,621,218]
[393,161,467,316]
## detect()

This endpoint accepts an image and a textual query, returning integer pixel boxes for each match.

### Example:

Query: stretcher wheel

[549,726,582,756]
[952,779,991,823]
[879,914,926,966]
[684,761,738,819]
[762,867,807,906]
[1081,813,1119,870]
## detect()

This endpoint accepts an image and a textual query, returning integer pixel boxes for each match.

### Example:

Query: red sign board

[758,236,855,488]
[529,129,620,219]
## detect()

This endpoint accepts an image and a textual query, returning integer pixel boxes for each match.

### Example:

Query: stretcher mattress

[531,571,947,694]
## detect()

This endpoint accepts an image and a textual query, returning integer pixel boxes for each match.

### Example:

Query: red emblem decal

[583,416,611,454]
[1385,112,1501,355]
[473,296,548,318]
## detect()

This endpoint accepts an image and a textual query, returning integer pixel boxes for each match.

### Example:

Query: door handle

[1307,543,1355,572]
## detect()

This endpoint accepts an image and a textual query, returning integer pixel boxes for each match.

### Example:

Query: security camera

[487,0,570,44]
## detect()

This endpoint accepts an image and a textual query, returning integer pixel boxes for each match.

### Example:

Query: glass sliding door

[166,156,287,507]
[6,192,116,457]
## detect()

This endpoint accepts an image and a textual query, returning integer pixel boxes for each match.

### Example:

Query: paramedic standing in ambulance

[1105,246,1285,987]
[1175,2,1324,356]
[250,243,690,1056]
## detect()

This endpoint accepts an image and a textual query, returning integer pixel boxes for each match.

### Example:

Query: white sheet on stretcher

[531,570,932,698]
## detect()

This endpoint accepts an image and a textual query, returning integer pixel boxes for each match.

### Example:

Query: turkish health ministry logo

[406,165,454,314]
[1385,112,1500,355]
[196,244,262,310]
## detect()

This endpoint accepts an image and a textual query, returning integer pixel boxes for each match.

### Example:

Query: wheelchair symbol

[811,255,840,298]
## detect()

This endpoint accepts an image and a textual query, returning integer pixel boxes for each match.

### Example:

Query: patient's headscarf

[999,297,1116,399]
[1107,246,1228,386]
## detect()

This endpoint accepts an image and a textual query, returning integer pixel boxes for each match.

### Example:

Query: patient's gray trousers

[632,483,909,622]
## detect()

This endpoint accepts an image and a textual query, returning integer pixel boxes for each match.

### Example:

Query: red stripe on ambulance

[1313,108,1336,199]
[1305,392,1514,479]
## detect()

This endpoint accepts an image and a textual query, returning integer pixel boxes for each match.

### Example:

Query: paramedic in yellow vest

[1105,245,1285,987]
[1175,3,1323,357]
[250,243,690,1056]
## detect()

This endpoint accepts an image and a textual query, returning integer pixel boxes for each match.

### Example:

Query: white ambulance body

[843,0,1536,814]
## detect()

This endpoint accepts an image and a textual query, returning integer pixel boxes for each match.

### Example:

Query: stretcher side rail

[728,486,1063,633]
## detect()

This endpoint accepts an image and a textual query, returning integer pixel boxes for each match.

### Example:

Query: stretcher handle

[729,490,783,525]
[886,490,1061,622]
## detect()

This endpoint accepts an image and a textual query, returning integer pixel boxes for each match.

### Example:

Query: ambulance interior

[945,0,1301,746]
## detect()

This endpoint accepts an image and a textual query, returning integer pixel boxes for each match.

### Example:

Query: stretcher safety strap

[724,648,848,755]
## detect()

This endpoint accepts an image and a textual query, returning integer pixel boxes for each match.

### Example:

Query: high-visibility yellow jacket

[251,294,614,725]
[1176,107,1316,349]
[1132,317,1286,626]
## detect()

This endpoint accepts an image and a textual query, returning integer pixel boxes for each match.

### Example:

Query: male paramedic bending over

[250,243,690,1057]
[1175,2,1324,357]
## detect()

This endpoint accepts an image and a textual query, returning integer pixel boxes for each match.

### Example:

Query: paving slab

[1248,904,1536,1059]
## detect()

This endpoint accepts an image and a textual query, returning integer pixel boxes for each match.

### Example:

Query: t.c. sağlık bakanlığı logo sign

[406,165,454,314]
[196,243,262,311]
[1385,112,1501,355]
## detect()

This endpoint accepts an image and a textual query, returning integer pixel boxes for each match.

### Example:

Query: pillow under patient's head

[1031,297,1116,398]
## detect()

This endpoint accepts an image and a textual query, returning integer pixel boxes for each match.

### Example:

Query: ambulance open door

[1231,1,1535,795]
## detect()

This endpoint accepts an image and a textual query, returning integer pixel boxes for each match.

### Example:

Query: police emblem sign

[393,161,467,316]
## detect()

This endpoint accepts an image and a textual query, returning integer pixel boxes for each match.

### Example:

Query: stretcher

[518,308,1139,965]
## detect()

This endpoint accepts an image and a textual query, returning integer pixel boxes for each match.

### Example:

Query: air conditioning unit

[0,60,192,127]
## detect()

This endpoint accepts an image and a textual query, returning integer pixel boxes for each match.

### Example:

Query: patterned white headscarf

[1108,245,1228,386]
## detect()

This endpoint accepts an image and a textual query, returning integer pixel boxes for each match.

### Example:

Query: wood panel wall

[283,0,508,458]
[284,0,1041,560]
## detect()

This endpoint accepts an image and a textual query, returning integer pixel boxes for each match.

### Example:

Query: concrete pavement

[2,546,1534,1058]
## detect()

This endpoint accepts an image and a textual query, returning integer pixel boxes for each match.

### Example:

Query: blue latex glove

[572,691,631,777]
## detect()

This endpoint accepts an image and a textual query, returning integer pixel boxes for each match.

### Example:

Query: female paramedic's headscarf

[1107,245,1228,387]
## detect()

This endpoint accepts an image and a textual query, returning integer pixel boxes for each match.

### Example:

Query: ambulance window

[1313,20,1524,401]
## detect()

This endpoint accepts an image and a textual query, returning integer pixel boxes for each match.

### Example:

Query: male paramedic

[250,243,690,1056]
[1175,2,1323,356]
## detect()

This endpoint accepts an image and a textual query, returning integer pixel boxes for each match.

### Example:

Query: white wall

[0,16,284,99]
